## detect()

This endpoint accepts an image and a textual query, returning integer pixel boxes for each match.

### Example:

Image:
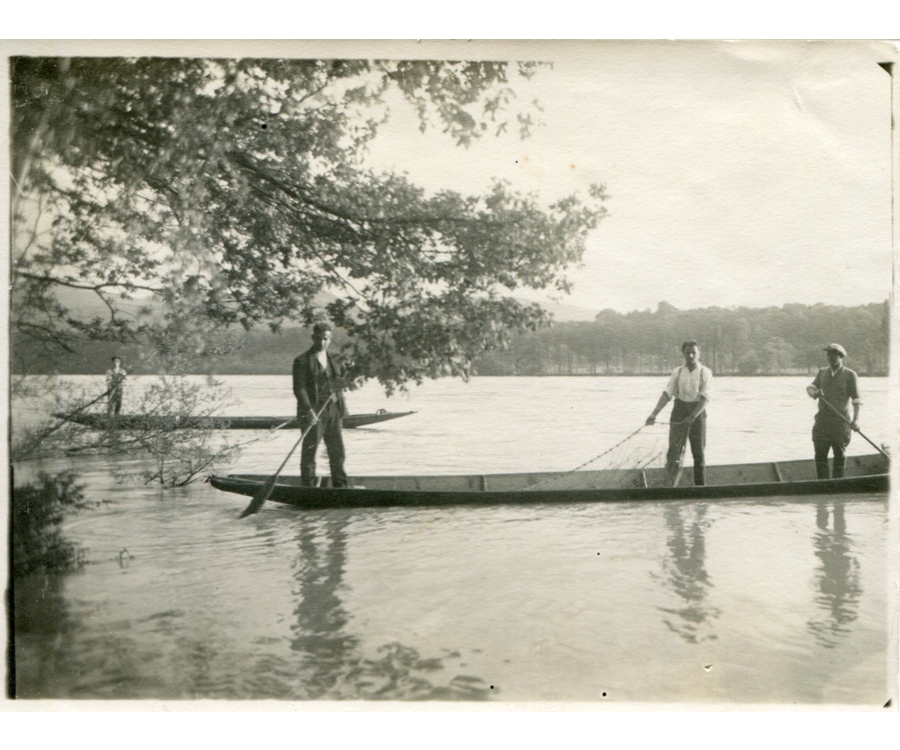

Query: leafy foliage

[10,366,247,486]
[11,472,103,576]
[11,57,607,393]
[8,374,108,461]
[108,375,245,487]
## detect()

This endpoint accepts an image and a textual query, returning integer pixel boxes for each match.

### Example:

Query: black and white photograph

[3,39,898,709]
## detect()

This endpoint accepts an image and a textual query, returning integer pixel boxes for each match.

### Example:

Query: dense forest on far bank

[12,301,889,378]
[475,301,890,376]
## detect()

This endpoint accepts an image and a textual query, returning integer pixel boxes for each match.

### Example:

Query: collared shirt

[665,364,712,403]
[812,364,861,417]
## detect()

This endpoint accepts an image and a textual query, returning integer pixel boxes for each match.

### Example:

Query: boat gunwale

[209,454,890,509]
[216,453,890,489]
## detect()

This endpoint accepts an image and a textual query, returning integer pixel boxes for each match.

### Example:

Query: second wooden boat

[55,409,415,430]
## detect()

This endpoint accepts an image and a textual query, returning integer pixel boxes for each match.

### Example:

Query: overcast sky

[364,42,894,314]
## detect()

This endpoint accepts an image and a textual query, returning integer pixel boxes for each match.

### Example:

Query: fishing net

[527,422,688,491]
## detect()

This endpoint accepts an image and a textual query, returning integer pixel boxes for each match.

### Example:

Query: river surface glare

[11,375,895,704]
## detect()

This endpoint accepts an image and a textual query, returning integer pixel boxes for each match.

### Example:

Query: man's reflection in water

[290,513,359,697]
[289,513,491,700]
[807,500,861,648]
[658,503,720,644]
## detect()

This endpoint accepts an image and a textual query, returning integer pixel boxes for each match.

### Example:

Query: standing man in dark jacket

[293,322,349,488]
[807,343,861,479]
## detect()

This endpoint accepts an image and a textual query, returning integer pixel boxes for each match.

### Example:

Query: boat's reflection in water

[289,513,491,700]
[657,503,720,644]
[807,500,861,648]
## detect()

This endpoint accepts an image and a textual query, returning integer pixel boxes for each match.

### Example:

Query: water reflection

[11,571,72,697]
[289,513,359,695]
[288,512,492,700]
[807,501,861,648]
[657,503,720,643]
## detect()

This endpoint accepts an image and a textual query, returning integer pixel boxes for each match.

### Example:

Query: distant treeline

[474,301,890,376]
[12,301,889,377]
[11,327,322,376]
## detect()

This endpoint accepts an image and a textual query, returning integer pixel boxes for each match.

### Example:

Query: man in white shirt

[646,340,712,485]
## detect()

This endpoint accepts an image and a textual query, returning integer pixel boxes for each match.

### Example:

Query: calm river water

[10,375,895,704]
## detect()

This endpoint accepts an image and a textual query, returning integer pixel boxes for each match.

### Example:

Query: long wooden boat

[209,453,890,510]
[54,409,415,430]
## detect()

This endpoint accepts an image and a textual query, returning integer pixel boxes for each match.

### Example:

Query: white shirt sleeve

[698,366,711,401]
[664,368,680,399]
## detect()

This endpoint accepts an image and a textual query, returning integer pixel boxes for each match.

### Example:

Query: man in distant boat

[106,356,127,416]
[645,340,712,486]
[293,322,349,488]
[807,343,861,480]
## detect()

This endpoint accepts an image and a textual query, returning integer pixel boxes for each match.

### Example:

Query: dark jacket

[811,365,859,421]
[292,347,348,419]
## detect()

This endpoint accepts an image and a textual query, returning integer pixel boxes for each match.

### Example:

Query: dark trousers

[107,390,123,415]
[813,420,850,480]
[667,399,706,486]
[299,401,348,488]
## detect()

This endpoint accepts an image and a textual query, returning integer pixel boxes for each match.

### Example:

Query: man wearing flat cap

[293,321,349,488]
[806,344,861,480]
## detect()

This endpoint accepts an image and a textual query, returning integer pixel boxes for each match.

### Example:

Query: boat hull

[210,454,890,510]
[55,411,415,430]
